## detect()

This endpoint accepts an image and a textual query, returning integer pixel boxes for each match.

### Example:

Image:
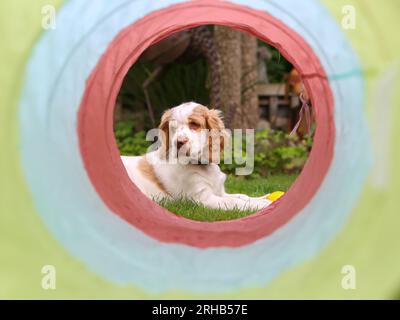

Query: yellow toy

[267,191,285,202]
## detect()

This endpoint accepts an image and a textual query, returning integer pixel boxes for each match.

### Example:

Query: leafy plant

[115,121,152,156]
[258,40,293,83]
[118,58,210,126]
[219,129,313,177]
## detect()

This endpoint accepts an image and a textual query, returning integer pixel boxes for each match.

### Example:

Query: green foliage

[115,121,152,156]
[259,40,293,83]
[219,129,313,177]
[118,58,210,125]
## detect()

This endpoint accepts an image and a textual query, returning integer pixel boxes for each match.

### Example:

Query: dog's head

[158,102,228,164]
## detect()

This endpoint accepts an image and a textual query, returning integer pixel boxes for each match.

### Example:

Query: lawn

[157,173,298,222]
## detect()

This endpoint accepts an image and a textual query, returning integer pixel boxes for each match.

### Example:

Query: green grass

[157,173,298,222]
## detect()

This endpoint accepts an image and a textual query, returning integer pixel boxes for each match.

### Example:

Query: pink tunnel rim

[78,0,335,248]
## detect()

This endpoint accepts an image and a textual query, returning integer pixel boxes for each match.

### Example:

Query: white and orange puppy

[121,102,272,211]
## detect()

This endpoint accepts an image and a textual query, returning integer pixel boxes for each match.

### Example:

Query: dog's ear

[158,109,172,159]
[206,109,225,131]
[206,109,229,162]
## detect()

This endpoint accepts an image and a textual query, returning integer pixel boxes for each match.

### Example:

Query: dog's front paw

[253,198,272,211]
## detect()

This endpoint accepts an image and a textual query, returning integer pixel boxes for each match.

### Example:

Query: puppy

[121,102,271,211]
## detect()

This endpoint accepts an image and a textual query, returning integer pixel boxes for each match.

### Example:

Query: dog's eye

[189,122,200,130]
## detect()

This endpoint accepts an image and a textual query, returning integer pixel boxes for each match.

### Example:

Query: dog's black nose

[176,137,189,150]
[176,141,185,150]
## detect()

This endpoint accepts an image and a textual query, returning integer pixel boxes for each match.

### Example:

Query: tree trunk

[240,33,259,128]
[214,27,259,129]
[214,26,242,129]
